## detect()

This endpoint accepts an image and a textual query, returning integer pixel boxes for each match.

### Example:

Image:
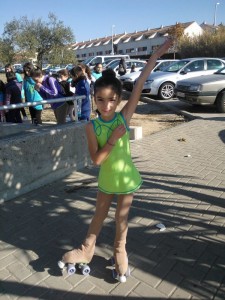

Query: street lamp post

[111,25,115,55]
[213,2,220,26]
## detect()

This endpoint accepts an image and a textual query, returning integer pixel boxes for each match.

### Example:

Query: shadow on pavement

[1,166,225,299]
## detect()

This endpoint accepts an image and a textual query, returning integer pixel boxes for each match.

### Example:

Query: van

[83,55,130,68]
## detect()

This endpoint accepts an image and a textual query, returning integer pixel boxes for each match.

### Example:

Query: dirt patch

[40,99,186,137]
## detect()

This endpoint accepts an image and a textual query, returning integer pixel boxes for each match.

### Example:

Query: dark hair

[78,63,92,81]
[94,69,122,98]
[70,66,86,82]
[6,71,16,82]
[5,63,15,73]
[58,69,70,77]
[23,62,35,77]
[30,66,43,78]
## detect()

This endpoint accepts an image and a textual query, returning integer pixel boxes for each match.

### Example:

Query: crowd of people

[0,61,106,125]
[0,59,137,125]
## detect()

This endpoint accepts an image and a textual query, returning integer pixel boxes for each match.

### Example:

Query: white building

[72,21,203,60]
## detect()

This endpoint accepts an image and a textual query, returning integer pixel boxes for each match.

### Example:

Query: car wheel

[216,92,225,113]
[158,82,175,100]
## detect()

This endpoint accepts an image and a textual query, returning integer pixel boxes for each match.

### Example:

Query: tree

[2,13,76,67]
[178,25,225,58]
[167,23,185,59]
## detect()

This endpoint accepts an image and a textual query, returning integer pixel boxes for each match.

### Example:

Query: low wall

[0,122,91,202]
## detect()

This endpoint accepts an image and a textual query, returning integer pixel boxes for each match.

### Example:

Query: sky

[0,0,224,42]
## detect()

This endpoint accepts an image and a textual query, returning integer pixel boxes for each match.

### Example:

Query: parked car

[83,55,130,68]
[121,59,178,92]
[175,66,225,113]
[107,59,147,76]
[141,58,225,100]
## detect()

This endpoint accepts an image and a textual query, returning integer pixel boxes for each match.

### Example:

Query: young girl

[70,66,91,121]
[30,67,68,124]
[58,69,75,121]
[23,62,43,125]
[60,39,172,282]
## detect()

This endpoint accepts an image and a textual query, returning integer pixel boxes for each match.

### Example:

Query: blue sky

[0,0,224,42]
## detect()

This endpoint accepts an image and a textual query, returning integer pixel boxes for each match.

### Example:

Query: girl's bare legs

[63,191,113,264]
[114,194,133,276]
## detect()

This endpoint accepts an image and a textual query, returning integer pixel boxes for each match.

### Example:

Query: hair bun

[102,68,116,79]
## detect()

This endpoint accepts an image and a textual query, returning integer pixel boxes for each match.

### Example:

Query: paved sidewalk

[1,115,225,299]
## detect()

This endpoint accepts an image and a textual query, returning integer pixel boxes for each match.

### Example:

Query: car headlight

[145,79,154,85]
[189,84,201,92]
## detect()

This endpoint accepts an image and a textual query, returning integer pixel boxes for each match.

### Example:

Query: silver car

[175,67,225,113]
[121,59,178,92]
[142,58,225,100]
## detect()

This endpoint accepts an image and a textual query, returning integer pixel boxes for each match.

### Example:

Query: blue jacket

[23,77,43,110]
[75,79,91,120]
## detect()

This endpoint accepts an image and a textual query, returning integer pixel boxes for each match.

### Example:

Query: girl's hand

[109,124,126,144]
[34,83,42,91]
[153,38,174,58]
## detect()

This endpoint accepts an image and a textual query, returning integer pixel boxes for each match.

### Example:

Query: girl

[23,62,43,125]
[70,66,91,121]
[30,67,68,125]
[60,39,172,282]
[5,63,28,120]
[58,69,75,121]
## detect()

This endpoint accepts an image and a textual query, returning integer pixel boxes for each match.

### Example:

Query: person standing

[23,62,43,125]
[5,63,28,120]
[60,39,173,282]
[92,63,103,81]
[4,71,23,123]
[118,58,127,76]
[70,66,91,121]
[30,67,68,125]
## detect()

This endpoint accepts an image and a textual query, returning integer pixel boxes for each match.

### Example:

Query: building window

[77,54,80,58]
[138,46,147,52]
[96,51,103,55]
[82,53,86,57]
[89,52,94,56]
[118,50,123,54]
[126,48,135,53]
[105,50,111,54]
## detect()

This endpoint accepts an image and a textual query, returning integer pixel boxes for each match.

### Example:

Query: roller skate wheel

[81,265,90,275]
[58,260,65,269]
[118,275,127,283]
[67,263,76,275]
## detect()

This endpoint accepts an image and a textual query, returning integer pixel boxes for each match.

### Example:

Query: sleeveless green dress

[91,112,142,194]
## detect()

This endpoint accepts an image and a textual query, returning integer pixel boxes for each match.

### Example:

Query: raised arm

[121,39,173,124]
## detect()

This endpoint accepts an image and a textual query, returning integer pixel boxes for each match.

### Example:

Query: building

[72,21,203,61]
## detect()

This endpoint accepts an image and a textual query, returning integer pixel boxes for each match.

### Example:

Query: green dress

[91,112,142,194]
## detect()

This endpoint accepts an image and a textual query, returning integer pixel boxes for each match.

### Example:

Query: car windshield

[83,57,93,64]
[163,60,190,72]
[214,67,225,74]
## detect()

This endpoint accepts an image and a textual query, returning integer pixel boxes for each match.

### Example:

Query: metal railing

[0,95,86,122]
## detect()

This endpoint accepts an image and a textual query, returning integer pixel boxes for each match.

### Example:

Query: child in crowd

[5,63,28,120]
[60,39,172,282]
[0,80,5,122]
[58,68,75,121]
[30,67,68,124]
[70,66,91,121]
[4,71,23,123]
[23,62,43,125]
[92,63,103,81]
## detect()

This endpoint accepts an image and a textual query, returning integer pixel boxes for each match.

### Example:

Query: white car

[120,59,178,92]
[142,58,225,100]
[107,59,147,76]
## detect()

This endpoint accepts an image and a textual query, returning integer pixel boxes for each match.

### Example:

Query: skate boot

[58,234,96,275]
[113,240,130,283]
